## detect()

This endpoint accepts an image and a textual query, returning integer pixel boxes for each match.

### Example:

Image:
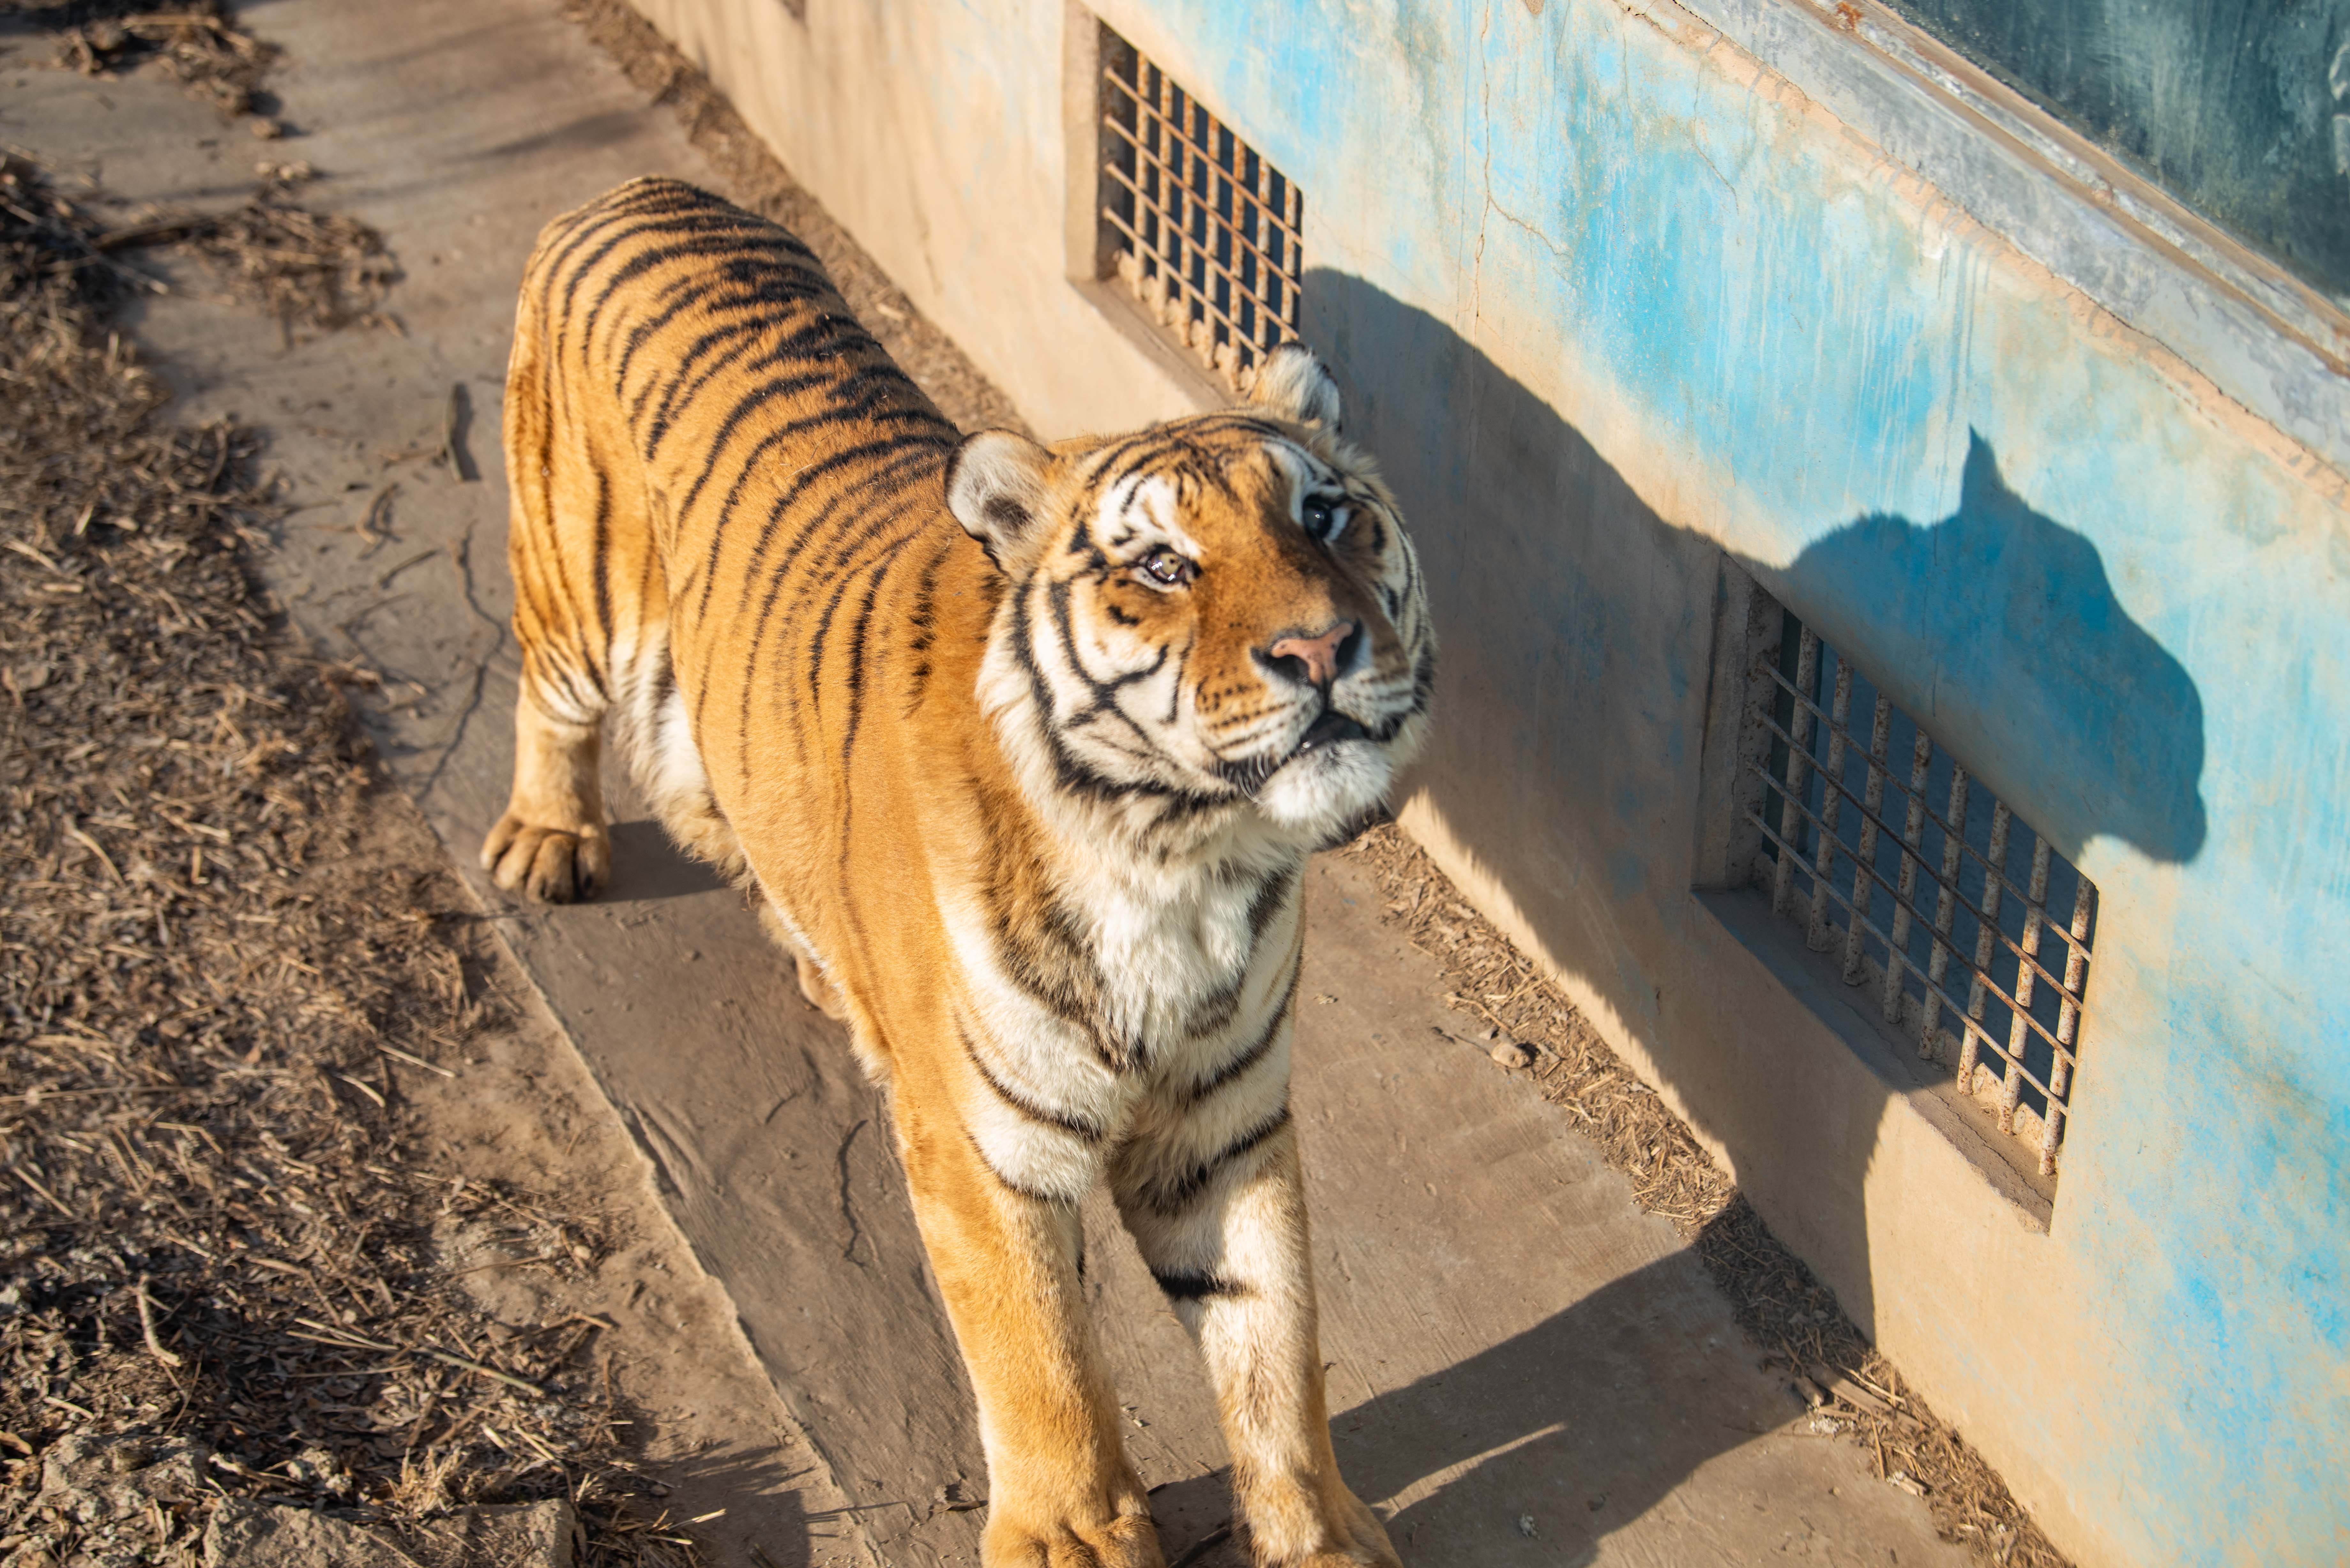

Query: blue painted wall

[1119,1,2348,1562]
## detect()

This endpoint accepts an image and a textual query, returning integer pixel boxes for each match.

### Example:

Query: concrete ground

[6,3,1972,1564]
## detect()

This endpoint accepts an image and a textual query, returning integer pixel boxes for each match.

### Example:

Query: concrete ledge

[1666,0,2350,479]
[1696,886,2055,1227]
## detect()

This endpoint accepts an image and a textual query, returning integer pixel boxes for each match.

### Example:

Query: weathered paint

[625,1,2348,1564]
[1170,5,2349,1561]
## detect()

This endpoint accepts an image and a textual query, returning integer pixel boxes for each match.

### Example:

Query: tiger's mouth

[1214,706,1372,797]
[1291,708,1368,758]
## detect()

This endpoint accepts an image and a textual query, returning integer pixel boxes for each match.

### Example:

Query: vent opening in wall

[1096,22,1302,395]
[1741,599,2098,1181]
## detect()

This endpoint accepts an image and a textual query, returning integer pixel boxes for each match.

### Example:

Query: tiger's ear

[946,429,1056,572]
[1248,342,1341,430]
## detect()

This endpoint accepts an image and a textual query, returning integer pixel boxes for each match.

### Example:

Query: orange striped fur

[484,178,1433,1567]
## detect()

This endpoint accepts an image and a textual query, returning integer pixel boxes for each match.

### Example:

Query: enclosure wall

[616,2,2350,1564]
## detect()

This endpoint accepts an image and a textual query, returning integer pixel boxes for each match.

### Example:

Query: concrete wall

[618,1,2350,1564]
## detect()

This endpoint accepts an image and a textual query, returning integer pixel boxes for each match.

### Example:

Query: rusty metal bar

[1161,70,1198,320]
[1767,672,2096,959]
[1999,836,2053,1135]
[1747,809,2066,1106]
[1748,821,2072,1115]
[1758,666,2089,962]
[1103,69,1301,298]
[1103,159,1295,352]
[1150,67,1189,316]
[1750,806,2063,1091]
[1252,147,1289,339]
[1842,694,1892,985]
[1771,626,1821,918]
[1806,658,1855,952]
[1918,764,1969,1059]
[2039,875,2095,1175]
[1105,66,1302,251]
[1748,708,2089,1002]
[1883,729,1932,1024]
[1104,156,1307,371]
[1958,801,2013,1094]
[1103,204,1265,353]
[1101,185,1280,354]
[1744,776,2080,1070]
[1099,107,1299,376]
[2055,873,2093,1058]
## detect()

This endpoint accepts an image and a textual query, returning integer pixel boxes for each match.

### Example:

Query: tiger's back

[500,177,979,937]
[487,176,1430,1568]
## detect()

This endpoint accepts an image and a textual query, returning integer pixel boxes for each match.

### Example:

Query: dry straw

[0,125,697,1568]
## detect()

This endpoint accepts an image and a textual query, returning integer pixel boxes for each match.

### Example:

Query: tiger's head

[950,345,1434,853]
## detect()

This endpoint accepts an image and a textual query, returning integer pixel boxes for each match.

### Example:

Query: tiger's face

[951,346,1434,849]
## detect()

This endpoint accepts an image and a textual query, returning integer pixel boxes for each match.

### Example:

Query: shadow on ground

[606,818,732,901]
[1151,1245,1790,1566]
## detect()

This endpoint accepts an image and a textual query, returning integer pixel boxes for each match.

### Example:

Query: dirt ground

[0,11,855,1567]
[0,3,2072,1566]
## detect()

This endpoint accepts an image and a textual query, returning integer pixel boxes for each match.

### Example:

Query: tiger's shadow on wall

[1766,428,2204,864]
[1199,269,2208,1557]
[1306,268,2203,876]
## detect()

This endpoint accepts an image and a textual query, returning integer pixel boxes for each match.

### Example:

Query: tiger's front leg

[1113,1112,1400,1567]
[894,1093,1164,1568]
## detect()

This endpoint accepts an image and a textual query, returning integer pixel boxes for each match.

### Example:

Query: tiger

[481,176,1434,1568]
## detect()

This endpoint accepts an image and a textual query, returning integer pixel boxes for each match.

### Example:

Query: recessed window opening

[1749,610,2098,1178]
[1097,23,1302,394]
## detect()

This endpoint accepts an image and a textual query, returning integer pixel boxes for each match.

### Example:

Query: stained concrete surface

[3,4,1971,1564]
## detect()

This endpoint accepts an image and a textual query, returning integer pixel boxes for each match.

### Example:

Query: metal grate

[1098,25,1302,394]
[1748,611,2097,1178]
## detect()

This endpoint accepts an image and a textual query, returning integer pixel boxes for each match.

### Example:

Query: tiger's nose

[1263,620,1359,690]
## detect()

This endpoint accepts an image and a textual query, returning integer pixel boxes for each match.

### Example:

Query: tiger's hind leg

[755,899,850,1023]
[482,670,611,904]
[481,281,621,902]
[608,635,853,1032]
[616,658,746,883]
[606,647,845,1017]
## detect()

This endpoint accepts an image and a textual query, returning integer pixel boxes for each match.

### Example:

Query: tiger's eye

[1302,493,1350,542]
[1139,548,1192,586]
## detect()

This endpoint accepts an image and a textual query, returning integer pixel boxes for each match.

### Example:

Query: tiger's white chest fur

[943,840,1304,1204]
[1087,860,1270,1053]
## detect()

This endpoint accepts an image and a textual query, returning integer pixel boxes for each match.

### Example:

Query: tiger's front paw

[982,1504,1163,1568]
[1257,1489,1402,1567]
[1286,1532,1404,1566]
[1291,1540,1403,1568]
[481,812,610,903]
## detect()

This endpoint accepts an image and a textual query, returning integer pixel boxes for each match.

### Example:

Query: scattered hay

[79,190,401,344]
[30,0,280,121]
[4,148,396,358]
[0,147,694,1566]
[1345,824,2072,1568]
[8,0,392,341]
[0,151,176,549]
[174,193,401,340]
